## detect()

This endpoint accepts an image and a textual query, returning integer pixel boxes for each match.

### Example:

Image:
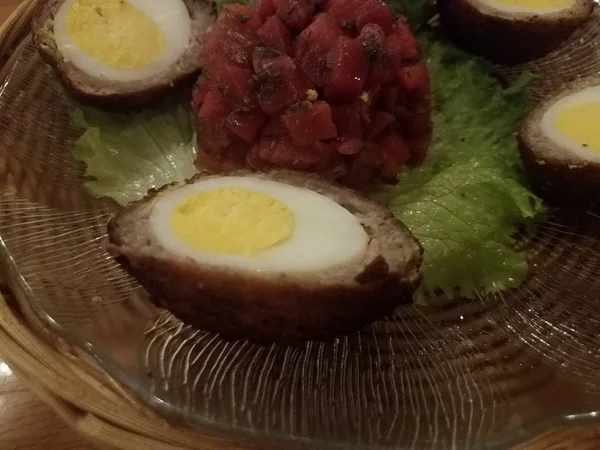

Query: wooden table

[0,0,599,448]
[0,0,19,23]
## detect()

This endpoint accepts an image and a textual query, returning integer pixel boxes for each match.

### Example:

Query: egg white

[53,0,192,82]
[148,177,370,273]
[541,84,600,163]
[472,0,574,15]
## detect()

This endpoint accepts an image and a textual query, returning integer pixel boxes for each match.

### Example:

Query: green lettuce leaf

[385,0,435,30]
[375,34,546,304]
[71,100,197,205]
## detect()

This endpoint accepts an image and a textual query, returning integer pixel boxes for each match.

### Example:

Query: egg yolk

[64,0,164,69]
[554,102,600,152]
[491,0,572,8]
[170,188,294,255]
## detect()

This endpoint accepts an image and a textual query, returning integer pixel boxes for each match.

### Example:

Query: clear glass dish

[0,5,599,449]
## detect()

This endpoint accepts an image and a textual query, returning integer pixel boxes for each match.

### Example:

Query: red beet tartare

[192,0,431,189]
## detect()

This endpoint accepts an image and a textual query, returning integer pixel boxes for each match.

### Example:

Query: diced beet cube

[366,58,392,88]
[394,16,418,38]
[312,140,348,179]
[197,90,232,152]
[209,57,254,108]
[406,134,430,166]
[255,138,276,163]
[218,4,263,34]
[195,152,220,171]
[262,115,287,137]
[257,16,291,53]
[192,76,209,112]
[336,138,363,155]
[342,145,381,190]
[198,88,232,123]
[381,154,403,178]
[197,138,249,172]
[295,13,343,57]
[203,24,258,67]
[384,31,421,68]
[255,73,296,114]
[222,139,252,170]
[221,26,259,67]
[256,136,275,157]
[295,69,316,96]
[358,23,385,58]
[226,109,267,142]
[400,109,431,137]
[380,132,410,177]
[331,105,362,139]
[277,0,315,29]
[196,122,230,155]
[356,0,394,35]
[217,158,244,173]
[252,46,283,74]
[378,86,399,113]
[322,157,348,180]
[396,62,430,98]
[323,0,361,30]
[394,104,415,123]
[312,140,337,162]
[246,145,267,170]
[257,136,321,169]
[360,143,383,169]
[325,36,368,100]
[282,101,338,145]
[298,48,329,86]
[207,7,262,66]
[251,0,278,21]
[274,144,321,170]
[201,26,224,61]
[353,87,379,124]
[253,54,314,113]
[369,110,396,139]
[253,51,295,74]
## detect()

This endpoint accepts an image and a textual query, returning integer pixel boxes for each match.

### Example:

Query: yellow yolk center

[554,102,600,152]
[490,0,572,8]
[170,188,294,255]
[64,0,164,69]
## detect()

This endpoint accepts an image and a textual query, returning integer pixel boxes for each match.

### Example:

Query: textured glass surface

[0,8,599,449]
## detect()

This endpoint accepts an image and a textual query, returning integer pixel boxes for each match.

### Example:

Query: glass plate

[1,4,600,449]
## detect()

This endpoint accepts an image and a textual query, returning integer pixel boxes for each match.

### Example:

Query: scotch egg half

[437,0,594,64]
[32,0,215,106]
[519,76,600,206]
[107,170,423,343]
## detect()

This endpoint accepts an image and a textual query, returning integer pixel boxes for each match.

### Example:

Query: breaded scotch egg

[437,0,594,64]
[108,170,423,344]
[32,0,215,107]
[519,76,600,206]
